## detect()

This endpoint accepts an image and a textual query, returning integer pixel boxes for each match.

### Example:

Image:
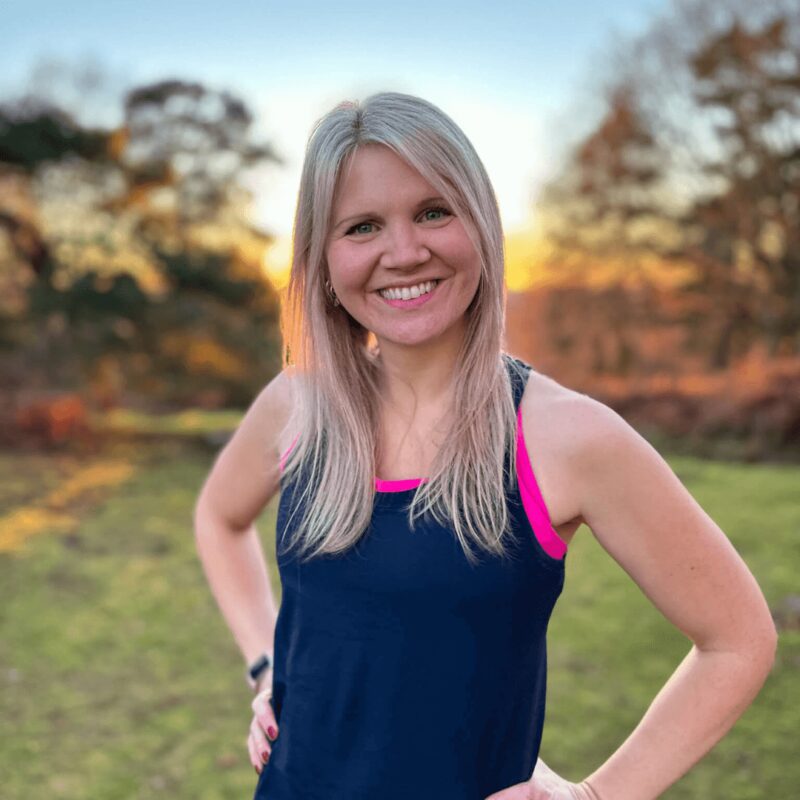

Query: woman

[193,92,777,800]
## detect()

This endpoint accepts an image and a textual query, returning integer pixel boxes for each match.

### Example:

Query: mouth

[375,279,442,309]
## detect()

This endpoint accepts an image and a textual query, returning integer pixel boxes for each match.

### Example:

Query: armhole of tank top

[516,404,569,561]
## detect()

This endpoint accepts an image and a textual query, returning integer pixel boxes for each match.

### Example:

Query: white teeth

[379,280,438,301]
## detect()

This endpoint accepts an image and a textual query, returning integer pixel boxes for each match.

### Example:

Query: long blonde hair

[279,90,522,566]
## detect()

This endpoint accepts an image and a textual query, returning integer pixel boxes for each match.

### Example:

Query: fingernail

[262,750,269,762]
[268,726,277,740]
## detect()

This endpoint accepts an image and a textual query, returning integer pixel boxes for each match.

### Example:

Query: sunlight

[262,235,293,289]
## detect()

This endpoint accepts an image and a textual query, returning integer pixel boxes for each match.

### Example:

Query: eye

[345,220,376,236]
[422,206,452,222]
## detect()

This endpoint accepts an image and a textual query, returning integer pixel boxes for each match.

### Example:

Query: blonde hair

[279,90,522,566]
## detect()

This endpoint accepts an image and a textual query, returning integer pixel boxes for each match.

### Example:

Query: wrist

[254,667,273,695]
[246,650,273,692]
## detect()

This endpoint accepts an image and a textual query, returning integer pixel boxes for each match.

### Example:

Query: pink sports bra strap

[279,433,300,474]
[516,406,568,559]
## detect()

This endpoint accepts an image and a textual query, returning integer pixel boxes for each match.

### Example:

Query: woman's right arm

[192,369,294,682]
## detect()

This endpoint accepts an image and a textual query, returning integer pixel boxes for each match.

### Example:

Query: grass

[0,437,797,799]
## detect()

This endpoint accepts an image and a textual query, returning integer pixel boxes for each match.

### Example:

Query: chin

[374,324,456,349]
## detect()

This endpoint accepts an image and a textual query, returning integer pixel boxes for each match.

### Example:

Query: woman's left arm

[568,397,778,800]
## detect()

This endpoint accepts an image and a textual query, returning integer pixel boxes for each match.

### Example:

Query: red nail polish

[262,750,269,761]
[268,726,277,739]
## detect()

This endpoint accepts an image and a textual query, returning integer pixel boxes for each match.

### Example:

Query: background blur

[1,0,798,798]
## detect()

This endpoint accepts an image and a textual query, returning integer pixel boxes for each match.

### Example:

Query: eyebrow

[333,196,449,230]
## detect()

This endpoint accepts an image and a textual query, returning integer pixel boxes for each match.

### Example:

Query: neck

[375,323,465,420]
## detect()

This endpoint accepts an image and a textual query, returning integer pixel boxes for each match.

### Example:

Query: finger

[250,715,272,763]
[247,732,262,774]
[251,691,279,741]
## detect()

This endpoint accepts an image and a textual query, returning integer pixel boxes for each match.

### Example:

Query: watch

[246,652,273,691]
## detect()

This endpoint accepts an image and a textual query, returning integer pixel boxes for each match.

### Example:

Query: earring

[324,279,340,307]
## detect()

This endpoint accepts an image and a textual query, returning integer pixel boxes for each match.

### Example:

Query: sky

[1,0,667,286]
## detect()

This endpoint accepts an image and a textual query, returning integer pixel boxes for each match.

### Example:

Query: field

[1,431,797,799]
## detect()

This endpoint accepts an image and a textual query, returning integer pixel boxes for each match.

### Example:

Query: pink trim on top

[279,433,300,473]
[516,406,568,559]
[277,413,569,560]
[280,436,426,492]
[374,476,426,492]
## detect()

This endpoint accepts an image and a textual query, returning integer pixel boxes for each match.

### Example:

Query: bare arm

[564,398,778,800]
[193,369,293,678]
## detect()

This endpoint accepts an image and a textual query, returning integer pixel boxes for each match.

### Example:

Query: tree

[538,85,674,277]
[118,79,282,223]
[0,70,285,407]
[536,0,800,370]
[683,16,800,359]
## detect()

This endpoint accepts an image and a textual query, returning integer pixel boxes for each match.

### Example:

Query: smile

[377,279,440,308]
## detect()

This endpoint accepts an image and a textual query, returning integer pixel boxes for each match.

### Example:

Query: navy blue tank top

[254,354,567,799]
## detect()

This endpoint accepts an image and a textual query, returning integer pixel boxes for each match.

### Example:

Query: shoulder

[195,366,299,529]
[239,366,296,444]
[519,365,687,527]
[521,369,624,456]
[253,366,303,459]
[518,366,635,528]
[519,368,628,460]
[266,366,298,420]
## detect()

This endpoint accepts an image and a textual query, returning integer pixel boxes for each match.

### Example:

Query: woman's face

[324,144,481,351]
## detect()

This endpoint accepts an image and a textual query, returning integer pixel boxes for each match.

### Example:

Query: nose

[379,220,430,270]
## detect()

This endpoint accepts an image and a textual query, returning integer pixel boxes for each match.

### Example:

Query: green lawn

[1,438,796,799]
